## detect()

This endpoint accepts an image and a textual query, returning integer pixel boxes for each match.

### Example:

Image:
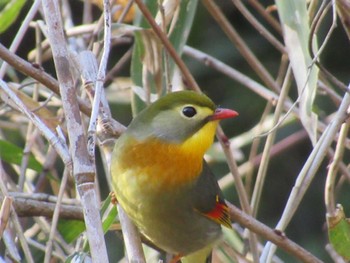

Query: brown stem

[5,195,84,220]
[202,0,280,93]
[227,202,323,263]
[133,0,200,91]
[0,43,91,116]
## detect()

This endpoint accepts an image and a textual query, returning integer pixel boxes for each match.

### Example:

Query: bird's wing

[192,161,232,228]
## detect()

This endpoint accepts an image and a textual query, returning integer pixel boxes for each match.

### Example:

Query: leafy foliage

[0,0,26,33]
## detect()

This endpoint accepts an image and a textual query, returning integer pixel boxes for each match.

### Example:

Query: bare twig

[250,67,292,217]
[227,202,323,263]
[87,0,112,157]
[134,0,200,91]
[216,127,259,262]
[0,0,42,78]
[27,238,66,262]
[0,196,12,238]
[0,80,71,164]
[261,85,350,261]
[183,46,293,108]
[325,122,349,215]
[105,47,133,85]
[44,169,70,263]
[0,165,34,263]
[247,0,282,34]
[118,205,146,263]
[202,0,281,93]
[0,193,83,220]
[231,0,286,54]
[0,43,92,116]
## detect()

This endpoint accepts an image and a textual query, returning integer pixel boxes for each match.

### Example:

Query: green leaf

[131,29,149,115]
[102,205,118,233]
[0,0,11,10]
[327,204,350,260]
[0,140,42,172]
[0,0,26,34]
[58,219,86,244]
[275,0,319,145]
[100,194,119,234]
[100,193,112,215]
[168,0,198,69]
[134,0,158,28]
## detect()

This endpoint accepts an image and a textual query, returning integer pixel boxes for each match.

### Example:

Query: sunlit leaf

[102,205,118,233]
[0,140,42,172]
[130,28,151,114]
[276,0,319,145]
[327,204,350,261]
[100,194,119,234]
[0,0,26,34]
[58,219,86,244]
[155,0,180,28]
[168,0,198,66]
[135,29,163,95]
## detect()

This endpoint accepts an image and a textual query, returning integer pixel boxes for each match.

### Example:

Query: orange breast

[115,120,219,192]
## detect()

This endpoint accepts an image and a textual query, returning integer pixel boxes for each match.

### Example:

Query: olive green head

[127,91,218,143]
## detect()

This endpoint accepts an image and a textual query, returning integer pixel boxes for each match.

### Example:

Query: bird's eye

[182,106,197,118]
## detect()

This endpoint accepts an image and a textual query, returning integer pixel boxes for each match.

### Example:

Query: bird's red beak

[210,108,239,121]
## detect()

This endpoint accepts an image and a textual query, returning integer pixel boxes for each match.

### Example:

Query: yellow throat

[113,119,219,192]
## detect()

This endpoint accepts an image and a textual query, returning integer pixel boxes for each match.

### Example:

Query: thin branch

[118,205,146,263]
[261,85,350,261]
[27,238,66,262]
[0,194,83,220]
[0,165,34,263]
[183,46,293,109]
[0,0,42,78]
[250,67,292,217]
[247,0,282,35]
[216,127,259,262]
[133,0,200,91]
[44,169,70,263]
[325,122,349,215]
[227,202,323,263]
[19,126,38,191]
[87,0,112,157]
[0,43,92,116]
[0,80,71,164]
[231,0,286,54]
[105,47,133,85]
[0,196,12,238]
[202,0,281,93]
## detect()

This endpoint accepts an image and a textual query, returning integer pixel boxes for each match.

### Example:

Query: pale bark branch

[41,0,108,262]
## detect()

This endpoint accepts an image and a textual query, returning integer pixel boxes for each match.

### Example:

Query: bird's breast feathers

[112,120,219,192]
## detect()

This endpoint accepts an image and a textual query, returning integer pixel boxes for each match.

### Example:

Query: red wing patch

[202,195,232,228]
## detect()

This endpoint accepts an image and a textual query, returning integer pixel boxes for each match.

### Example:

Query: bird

[111,90,238,262]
